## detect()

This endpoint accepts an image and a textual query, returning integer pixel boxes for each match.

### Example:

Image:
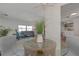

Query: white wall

[0,15,41,30]
[45,6,61,55]
[0,18,29,29]
[64,17,79,36]
[72,17,79,36]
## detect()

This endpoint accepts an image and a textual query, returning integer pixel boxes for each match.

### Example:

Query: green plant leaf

[36,20,44,34]
[0,26,11,37]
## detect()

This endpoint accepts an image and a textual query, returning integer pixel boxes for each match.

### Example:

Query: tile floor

[65,49,77,56]
[2,37,77,56]
[2,37,32,56]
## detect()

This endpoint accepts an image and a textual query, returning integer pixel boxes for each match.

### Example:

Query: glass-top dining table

[23,38,56,56]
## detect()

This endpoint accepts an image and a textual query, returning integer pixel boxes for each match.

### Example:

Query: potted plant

[35,20,45,43]
[0,26,10,37]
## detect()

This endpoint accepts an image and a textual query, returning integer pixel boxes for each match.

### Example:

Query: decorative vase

[36,34,43,43]
[36,34,43,48]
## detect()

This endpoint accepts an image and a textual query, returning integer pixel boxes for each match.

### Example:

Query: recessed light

[71,13,78,16]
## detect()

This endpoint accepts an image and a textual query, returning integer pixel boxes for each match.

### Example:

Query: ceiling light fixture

[70,12,78,16]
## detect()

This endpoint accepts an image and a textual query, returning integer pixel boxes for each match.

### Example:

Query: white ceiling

[0,3,66,22]
[61,3,79,20]
[0,3,43,21]
[0,3,56,22]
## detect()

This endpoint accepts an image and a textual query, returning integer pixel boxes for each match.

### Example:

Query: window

[18,25,26,32]
[18,25,33,32]
[27,26,32,31]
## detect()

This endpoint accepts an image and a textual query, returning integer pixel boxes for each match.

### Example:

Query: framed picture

[64,22,73,31]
